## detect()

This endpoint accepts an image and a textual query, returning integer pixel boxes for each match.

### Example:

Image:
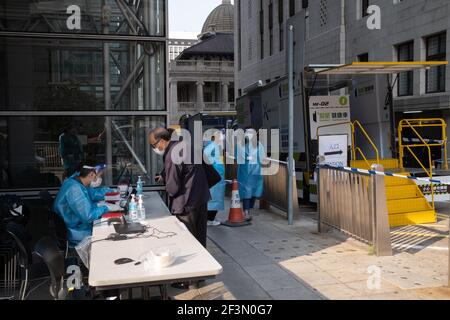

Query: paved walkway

[169,201,450,300]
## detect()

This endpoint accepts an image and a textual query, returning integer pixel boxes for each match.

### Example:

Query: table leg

[160,285,168,300]
[142,286,148,300]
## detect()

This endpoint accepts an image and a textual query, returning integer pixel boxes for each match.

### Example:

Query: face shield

[83,164,106,188]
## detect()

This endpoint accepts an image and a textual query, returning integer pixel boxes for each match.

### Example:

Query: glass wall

[0,0,168,193]
[0,116,165,190]
[0,37,165,111]
[0,0,166,37]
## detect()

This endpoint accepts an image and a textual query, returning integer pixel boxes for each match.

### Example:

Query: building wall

[236,0,450,158]
[169,58,235,125]
[168,38,198,61]
[344,0,450,111]
[305,0,344,65]
[235,0,304,96]
[237,0,450,102]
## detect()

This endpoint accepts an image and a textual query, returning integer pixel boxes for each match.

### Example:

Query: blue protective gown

[53,173,112,246]
[237,142,265,200]
[204,141,225,211]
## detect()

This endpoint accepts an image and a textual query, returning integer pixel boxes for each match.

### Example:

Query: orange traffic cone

[222,180,251,227]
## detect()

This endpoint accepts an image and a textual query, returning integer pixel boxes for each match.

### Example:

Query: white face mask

[153,147,165,156]
[90,177,102,188]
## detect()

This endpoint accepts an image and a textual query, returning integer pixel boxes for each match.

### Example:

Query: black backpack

[0,194,29,226]
[202,162,221,189]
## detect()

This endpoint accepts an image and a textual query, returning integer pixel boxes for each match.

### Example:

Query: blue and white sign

[319,134,348,167]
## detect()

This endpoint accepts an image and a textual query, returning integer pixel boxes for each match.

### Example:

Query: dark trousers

[207,210,218,221]
[176,203,208,248]
[243,197,257,211]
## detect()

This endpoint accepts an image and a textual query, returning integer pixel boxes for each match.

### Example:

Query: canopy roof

[309,61,449,75]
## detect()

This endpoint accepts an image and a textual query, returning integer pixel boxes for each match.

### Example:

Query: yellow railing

[355,147,371,169]
[398,118,448,210]
[316,120,380,167]
[352,120,380,166]
[398,118,448,170]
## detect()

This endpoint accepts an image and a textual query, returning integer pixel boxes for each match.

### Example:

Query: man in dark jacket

[148,127,211,248]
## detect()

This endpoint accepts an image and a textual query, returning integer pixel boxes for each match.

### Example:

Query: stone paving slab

[267,286,323,300]
[312,283,361,300]
[170,200,449,300]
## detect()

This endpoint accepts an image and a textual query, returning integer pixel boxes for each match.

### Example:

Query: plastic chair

[34,237,66,300]
[0,242,19,300]
[5,222,32,300]
[51,212,69,258]
[39,191,69,257]
[5,222,53,300]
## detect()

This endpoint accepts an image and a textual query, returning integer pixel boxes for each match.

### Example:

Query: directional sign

[324,150,344,156]
[319,134,348,167]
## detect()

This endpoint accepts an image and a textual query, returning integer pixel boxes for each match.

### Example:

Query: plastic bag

[138,247,179,271]
[75,236,92,269]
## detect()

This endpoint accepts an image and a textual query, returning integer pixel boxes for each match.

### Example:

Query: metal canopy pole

[287,25,294,225]
[102,1,113,185]
[387,74,398,159]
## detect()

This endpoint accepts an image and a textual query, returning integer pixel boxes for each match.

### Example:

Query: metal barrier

[317,161,392,256]
[263,158,300,218]
[262,159,300,218]
[225,159,300,218]
[398,118,448,210]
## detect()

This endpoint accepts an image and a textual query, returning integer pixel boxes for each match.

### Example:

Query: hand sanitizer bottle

[136,176,143,196]
[138,194,146,221]
[129,195,138,222]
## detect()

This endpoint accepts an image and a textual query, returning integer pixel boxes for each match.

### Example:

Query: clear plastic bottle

[129,194,138,222]
[136,176,143,196]
[137,194,146,221]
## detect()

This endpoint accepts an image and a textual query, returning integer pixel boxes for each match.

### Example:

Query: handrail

[398,119,440,210]
[405,146,431,177]
[353,120,380,165]
[355,147,372,169]
[398,118,448,170]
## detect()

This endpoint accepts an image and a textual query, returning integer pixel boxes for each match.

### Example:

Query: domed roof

[201,0,234,34]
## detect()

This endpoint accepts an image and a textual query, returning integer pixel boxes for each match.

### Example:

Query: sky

[169,0,233,39]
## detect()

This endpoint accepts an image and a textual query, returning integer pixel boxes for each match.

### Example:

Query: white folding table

[88,192,223,299]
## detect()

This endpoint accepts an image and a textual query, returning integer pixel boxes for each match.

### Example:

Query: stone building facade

[168,0,235,125]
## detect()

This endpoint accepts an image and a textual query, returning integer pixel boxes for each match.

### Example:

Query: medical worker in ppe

[237,129,266,221]
[53,161,114,246]
[204,130,226,226]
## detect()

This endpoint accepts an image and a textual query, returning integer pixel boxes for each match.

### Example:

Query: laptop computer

[113,222,146,235]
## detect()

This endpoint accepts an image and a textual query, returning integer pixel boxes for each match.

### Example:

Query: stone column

[170,80,178,115]
[196,81,205,111]
[222,81,229,110]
